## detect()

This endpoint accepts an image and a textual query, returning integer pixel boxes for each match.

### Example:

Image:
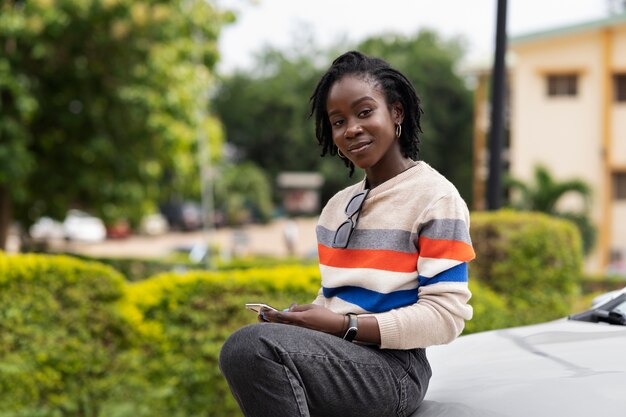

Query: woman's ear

[392,101,404,124]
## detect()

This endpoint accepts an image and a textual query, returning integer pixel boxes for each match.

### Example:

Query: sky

[216,0,615,73]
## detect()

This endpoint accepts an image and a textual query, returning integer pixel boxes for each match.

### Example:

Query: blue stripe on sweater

[322,286,418,313]
[418,262,468,286]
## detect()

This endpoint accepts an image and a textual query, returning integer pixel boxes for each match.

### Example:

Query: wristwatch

[343,314,358,342]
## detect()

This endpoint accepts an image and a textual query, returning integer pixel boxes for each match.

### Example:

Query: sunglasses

[332,189,370,248]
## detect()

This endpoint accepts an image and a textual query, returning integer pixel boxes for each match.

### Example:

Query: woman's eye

[359,109,372,117]
[332,119,344,127]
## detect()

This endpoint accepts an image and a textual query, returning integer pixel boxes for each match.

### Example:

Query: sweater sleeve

[370,192,475,349]
[311,287,325,305]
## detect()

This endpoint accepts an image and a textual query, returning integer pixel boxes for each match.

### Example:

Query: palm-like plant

[506,165,595,254]
[506,165,591,213]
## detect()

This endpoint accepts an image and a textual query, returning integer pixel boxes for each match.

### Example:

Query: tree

[214,49,324,174]
[0,0,232,249]
[506,165,591,213]
[506,164,596,254]
[213,30,475,207]
[213,45,355,206]
[213,162,274,225]
[357,31,475,204]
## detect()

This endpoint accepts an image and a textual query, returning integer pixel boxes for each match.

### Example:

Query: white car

[29,217,65,241]
[62,209,106,242]
[412,287,626,417]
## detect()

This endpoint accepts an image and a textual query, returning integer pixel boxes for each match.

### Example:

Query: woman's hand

[262,304,347,336]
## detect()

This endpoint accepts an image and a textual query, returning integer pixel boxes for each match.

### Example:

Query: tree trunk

[0,185,12,251]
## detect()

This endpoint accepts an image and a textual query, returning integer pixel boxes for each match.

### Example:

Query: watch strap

[343,314,358,342]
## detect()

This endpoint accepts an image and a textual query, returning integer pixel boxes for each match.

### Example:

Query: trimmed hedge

[0,253,321,417]
[470,209,584,325]
[0,253,135,416]
[63,253,318,282]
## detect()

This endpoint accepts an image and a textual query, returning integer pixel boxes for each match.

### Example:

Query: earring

[337,149,347,159]
[395,123,402,139]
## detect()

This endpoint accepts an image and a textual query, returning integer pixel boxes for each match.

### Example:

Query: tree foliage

[213,162,274,225]
[0,0,232,248]
[506,164,596,254]
[213,48,350,203]
[357,31,474,203]
[212,30,474,206]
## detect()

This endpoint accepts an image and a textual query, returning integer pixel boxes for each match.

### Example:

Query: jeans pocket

[397,350,431,417]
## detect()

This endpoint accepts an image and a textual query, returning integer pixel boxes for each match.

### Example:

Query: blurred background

[3,2,626,416]
[2,0,626,276]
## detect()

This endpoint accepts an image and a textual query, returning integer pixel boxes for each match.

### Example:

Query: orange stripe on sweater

[417,236,475,261]
[318,244,417,273]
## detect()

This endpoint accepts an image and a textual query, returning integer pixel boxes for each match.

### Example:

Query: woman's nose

[344,122,362,138]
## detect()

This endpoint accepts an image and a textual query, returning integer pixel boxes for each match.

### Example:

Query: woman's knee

[219,324,262,372]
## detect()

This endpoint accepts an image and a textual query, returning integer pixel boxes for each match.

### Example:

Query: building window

[614,74,626,102]
[547,74,578,97]
[615,173,626,200]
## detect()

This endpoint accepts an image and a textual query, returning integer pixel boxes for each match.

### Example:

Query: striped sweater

[314,162,475,350]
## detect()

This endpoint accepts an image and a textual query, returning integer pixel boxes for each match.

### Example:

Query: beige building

[476,13,626,274]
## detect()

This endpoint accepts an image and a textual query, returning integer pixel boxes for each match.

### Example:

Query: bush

[62,253,193,282]
[63,253,319,282]
[123,265,321,417]
[464,280,511,334]
[0,252,136,416]
[470,209,584,325]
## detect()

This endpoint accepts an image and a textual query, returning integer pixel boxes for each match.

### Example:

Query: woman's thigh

[220,323,431,417]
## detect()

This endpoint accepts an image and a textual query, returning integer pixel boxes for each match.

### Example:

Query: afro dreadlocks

[309,51,423,176]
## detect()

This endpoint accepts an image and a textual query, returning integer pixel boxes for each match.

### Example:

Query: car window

[613,299,626,317]
[569,292,626,326]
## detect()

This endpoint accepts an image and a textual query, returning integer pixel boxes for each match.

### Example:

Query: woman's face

[326,75,404,178]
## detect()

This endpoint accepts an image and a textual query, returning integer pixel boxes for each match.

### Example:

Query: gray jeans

[219,323,431,417]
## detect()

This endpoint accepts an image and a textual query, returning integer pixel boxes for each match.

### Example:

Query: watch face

[344,326,357,342]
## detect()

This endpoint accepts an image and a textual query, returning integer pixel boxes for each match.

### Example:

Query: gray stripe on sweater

[415,218,472,244]
[317,226,415,253]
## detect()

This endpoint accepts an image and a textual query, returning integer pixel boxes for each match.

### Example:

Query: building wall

[613,26,626,166]
[510,26,626,273]
[612,27,626,267]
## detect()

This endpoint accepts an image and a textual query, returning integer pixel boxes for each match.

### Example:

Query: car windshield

[569,291,626,326]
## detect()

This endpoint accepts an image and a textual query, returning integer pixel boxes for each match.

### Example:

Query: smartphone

[245,303,279,314]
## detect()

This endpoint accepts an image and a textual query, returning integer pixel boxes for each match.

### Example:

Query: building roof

[510,12,626,46]
[276,172,324,189]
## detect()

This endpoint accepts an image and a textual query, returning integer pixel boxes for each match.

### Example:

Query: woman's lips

[348,141,372,154]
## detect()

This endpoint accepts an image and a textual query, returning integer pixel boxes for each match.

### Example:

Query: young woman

[219,51,475,417]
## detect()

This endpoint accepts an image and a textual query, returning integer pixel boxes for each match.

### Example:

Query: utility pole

[487,0,508,210]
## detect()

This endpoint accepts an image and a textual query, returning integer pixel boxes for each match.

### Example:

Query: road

[40,217,320,260]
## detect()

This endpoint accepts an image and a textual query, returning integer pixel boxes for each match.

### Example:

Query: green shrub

[0,253,136,417]
[464,280,511,334]
[62,253,192,282]
[214,255,318,270]
[124,265,321,417]
[580,274,626,294]
[470,209,584,325]
[63,253,319,282]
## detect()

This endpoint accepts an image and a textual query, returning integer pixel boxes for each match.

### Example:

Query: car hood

[414,319,626,417]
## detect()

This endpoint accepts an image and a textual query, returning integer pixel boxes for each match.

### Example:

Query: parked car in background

[105,219,131,239]
[62,209,106,242]
[29,217,65,241]
[160,200,204,231]
[139,213,169,236]
[30,210,107,243]
[413,287,626,417]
